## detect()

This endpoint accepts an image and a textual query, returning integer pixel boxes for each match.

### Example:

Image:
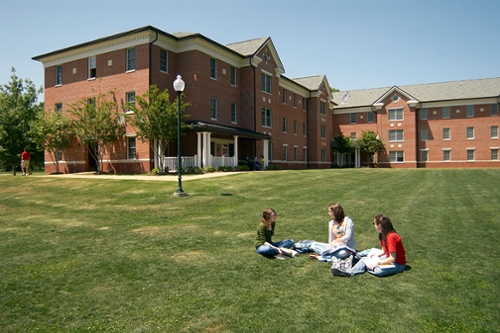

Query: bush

[186,166,202,174]
[266,164,281,170]
[235,165,250,171]
[202,166,216,173]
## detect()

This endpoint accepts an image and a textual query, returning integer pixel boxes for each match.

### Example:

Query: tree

[127,85,190,173]
[30,110,73,174]
[358,130,385,167]
[331,132,355,167]
[0,68,43,174]
[69,89,125,174]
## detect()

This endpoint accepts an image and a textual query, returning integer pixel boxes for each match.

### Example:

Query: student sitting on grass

[308,203,356,262]
[332,214,406,277]
[255,208,295,259]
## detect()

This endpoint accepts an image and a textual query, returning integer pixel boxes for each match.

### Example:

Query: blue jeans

[256,239,294,257]
[349,257,406,277]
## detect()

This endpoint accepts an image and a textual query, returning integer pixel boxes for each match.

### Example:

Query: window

[391,94,399,102]
[467,149,475,161]
[293,94,297,108]
[491,104,498,116]
[56,65,62,85]
[302,123,306,136]
[231,103,237,123]
[388,109,403,121]
[160,49,168,72]
[350,113,356,124]
[491,126,498,138]
[320,101,326,115]
[125,92,135,113]
[491,149,499,160]
[443,150,451,161]
[127,137,136,159]
[421,150,428,162]
[283,145,288,161]
[321,150,327,162]
[442,107,450,119]
[56,148,63,161]
[210,58,217,79]
[321,125,326,139]
[350,132,356,139]
[302,98,306,111]
[126,48,136,71]
[282,89,287,104]
[466,105,474,118]
[420,109,428,120]
[293,147,298,161]
[367,111,374,123]
[303,147,307,161]
[283,117,287,132]
[88,57,96,79]
[467,127,474,139]
[55,103,62,113]
[230,66,236,86]
[421,129,428,141]
[443,128,450,140]
[389,151,404,163]
[210,98,217,119]
[389,130,404,142]
[262,108,272,127]
[293,120,297,134]
[261,73,271,93]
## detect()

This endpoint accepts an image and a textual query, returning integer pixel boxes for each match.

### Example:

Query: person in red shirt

[21,148,31,176]
[332,214,407,277]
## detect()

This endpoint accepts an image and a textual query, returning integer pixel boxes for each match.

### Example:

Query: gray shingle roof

[226,37,269,57]
[332,77,500,108]
[293,75,326,91]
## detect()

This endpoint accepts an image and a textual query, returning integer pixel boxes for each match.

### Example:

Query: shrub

[186,166,202,174]
[203,166,216,173]
[235,165,250,171]
[266,164,281,170]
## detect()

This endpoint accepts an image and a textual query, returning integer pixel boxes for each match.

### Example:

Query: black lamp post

[173,75,186,197]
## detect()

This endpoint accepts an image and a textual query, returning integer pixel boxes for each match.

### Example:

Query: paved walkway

[37,171,246,182]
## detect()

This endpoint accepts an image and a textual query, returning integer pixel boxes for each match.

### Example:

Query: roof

[293,75,326,91]
[226,37,270,57]
[332,77,500,109]
[187,121,271,140]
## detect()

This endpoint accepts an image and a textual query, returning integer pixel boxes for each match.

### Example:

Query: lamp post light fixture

[173,75,186,197]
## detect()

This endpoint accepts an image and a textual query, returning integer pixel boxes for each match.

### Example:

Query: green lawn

[0,169,499,332]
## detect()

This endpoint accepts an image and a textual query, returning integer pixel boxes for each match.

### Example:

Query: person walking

[21,148,31,176]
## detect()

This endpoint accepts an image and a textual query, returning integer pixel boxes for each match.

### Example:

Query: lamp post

[173,75,186,197]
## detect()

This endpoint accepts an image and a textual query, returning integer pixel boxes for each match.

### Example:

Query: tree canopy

[0,68,43,172]
[358,130,385,166]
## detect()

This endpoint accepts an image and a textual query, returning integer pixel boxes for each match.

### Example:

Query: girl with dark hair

[255,208,295,258]
[332,214,407,277]
[309,203,356,261]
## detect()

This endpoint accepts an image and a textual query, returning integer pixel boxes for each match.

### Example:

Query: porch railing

[163,155,236,171]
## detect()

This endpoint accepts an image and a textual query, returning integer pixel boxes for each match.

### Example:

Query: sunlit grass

[0,168,499,332]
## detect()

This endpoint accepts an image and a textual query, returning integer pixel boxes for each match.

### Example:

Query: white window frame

[421,149,429,162]
[56,65,62,86]
[350,113,356,124]
[125,92,136,114]
[491,104,498,116]
[261,72,271,94]
[466,149,475,161]
[389,151,404,163]
[420,108,428,120]
[210,58,217,79]
[160,49,168,73]
[127,136,137,160]
[126,48,136,71]
[367,111,374,123]
[88,57,96,79]
[283,117,287,132]
[283,145,288,161]
[491,126,498,138]
[320,101,326,115]
[389,130,404,142]
[262,108,272,127]
[388,108,403,121]
[210,97,217,120]
[491,148,499,160]
[230,66,236,86]
[443,128,450,140]
[442,107,450,119]
[443,149,451,161]
[231,103,237,124]
[466,105,474,118]
[421,129,428,141]
[466,127,474,140]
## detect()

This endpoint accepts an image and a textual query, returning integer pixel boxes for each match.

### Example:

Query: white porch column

[196,132,202,167]
[263,139,269,168]
[207,132,212,166]
[355,149,361,168]
[233,135,239,166]
[202,132,209,167]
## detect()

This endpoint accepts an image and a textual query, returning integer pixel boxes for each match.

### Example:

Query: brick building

[33,26,333,174]
[331,78,500,168]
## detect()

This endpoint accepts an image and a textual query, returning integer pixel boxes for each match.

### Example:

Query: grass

[0,168,499,332]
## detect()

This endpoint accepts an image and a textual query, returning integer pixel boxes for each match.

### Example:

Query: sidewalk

[37,171,246,182]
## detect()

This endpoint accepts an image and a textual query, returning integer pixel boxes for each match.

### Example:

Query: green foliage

[127,85,190,173]
[30,110,73,173]
[235,164,250,171]
[69,89,125,173]
[331,132,355,154]
[265,164,281,170]
[186,165,202,174]
[0,68,43,171]
[0,169,499,332]
[358,130,385,164]
[216,165,235,172]
[202,166,216,173]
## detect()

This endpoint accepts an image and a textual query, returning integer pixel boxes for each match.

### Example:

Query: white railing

[211,156,236,168]
[164,155,236,171]
[164,156,197,172]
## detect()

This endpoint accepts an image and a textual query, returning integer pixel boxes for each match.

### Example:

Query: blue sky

[2,0,499,101]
